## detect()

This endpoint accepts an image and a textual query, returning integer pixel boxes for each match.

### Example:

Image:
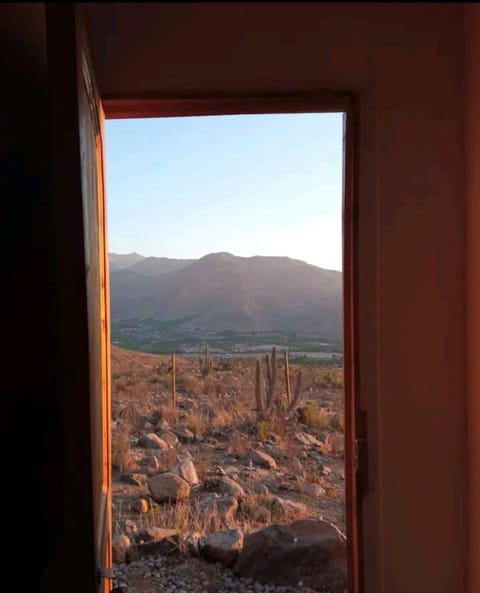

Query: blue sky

[105,112,344,271]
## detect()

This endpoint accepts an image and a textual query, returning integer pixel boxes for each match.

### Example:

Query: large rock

[147,472,190,503]
[156,430,179,447]
[171,458,199,486]
[271,496,308,520]
[173,425,195,441]
[251,450,277,469]
[295,431,324,448]
[133,527,179,544]
[200,528,244,567]
[233,520,347,591]
[112,534,131,564]
[199,494,239,523]
[127,529,180,561]
[219,476,246,499]
[138,433,170,450]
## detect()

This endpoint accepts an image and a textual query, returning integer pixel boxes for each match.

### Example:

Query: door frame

[103,92,362,593]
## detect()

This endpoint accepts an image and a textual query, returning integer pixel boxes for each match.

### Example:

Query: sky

[105,112,344,271]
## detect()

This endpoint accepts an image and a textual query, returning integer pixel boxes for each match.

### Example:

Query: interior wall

[0,3,60,592]
[86,4,467,593]
[465,4,480,593]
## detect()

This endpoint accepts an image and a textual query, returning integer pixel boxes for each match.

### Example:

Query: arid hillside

[109,252,342,336]
[110,345,346,593]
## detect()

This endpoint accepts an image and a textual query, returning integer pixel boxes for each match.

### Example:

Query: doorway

[103,98,360,593]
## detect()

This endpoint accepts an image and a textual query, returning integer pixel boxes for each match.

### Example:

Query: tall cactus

[171,353,176,410]
[255,346,278,414]
[199,343,213,378]
[254,346,304,420]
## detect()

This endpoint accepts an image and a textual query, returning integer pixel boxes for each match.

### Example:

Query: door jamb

[102,92,362,593]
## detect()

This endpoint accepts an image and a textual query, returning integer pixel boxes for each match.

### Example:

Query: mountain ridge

[108,252,342,337]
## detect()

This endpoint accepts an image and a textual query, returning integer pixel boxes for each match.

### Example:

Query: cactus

[171,353,176,410]
[255,346,278,414]
[254,346,304,420]
[199,343,213,378]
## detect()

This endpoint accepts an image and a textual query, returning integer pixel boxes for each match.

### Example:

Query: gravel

[111,555,339,593]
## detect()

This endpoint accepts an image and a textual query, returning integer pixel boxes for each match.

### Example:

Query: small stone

[251,450,277,469]
[138,433,170,450]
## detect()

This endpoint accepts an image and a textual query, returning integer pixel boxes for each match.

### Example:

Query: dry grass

[112,431,131,472]
[303,402,330,431]
[184,409,209,438]
[227,431,251,456]
[160,404,179,426]
[179,373,201,395]
[140,499,224,536]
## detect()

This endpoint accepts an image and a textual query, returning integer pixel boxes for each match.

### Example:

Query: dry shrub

[160,404,178,426]
[181,373,201,395]
[144,499,223,536]
[126,380,150,399]
[203,375,221,395]
[112,430,130,472]
[184,409,209,438]
[227,431,250,456]
[303,402,330,431]
[329,411,345,433]
[256,415,288,441]
[328,432,345,457]
[210,405,235,429]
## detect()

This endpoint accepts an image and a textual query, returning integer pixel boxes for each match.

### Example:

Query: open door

[47,5,111,592]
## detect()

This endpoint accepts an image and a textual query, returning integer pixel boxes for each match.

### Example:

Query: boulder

[156,430,179,447]
[251,450,277,469]
[112,534,131,564]
[199,494,238,523]
[219,476,246,499]
[199,528,244,567]
[127,530,180,561]
[173,425,195,441]
[271,496,308,520]
[138,433,169,450]
[147,472,190,503]
[171,457,199,486]
[133,527,179,544]
[303,483,327,498]
[233,519,347,591]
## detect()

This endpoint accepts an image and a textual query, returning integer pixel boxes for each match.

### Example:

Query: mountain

[109,252,145,269]
[109,252,342,337]
[128,256,196,276]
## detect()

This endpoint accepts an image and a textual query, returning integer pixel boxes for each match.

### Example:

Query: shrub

[111,430,130,472]
[303,402,330,431]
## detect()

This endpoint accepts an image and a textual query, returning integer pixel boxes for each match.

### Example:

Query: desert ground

[110,345,346,593]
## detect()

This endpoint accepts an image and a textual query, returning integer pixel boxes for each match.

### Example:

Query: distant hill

[109,252,145,269]
[108,252,342,337]
[129,256,196,276]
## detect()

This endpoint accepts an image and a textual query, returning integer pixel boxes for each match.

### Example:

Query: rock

[117,519,138,534]
[132,498,149,513]
[184,532,202,557]
[253,483,270,496]
[156,418,171,432]
[138,433,170,450]
[251,450,277,469]
[144,455,160,469]
[148,472,190,503]
[199,528,244,567]
[120,473,148,486]
[294,432,323,448]
[127,530,180,560]
[156,430,179,447]
[233,519,347,591]
[112,534,131,563]
[171,458,199,486]
[303,483,327,497]
[173,426,195,441]
[271,496,308,520]
[199,494,239,523]
[264,443,286,460]
[133,527,179,544]
[155,449,179,470]
[179,397,197,410]
[219,476,246,499]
